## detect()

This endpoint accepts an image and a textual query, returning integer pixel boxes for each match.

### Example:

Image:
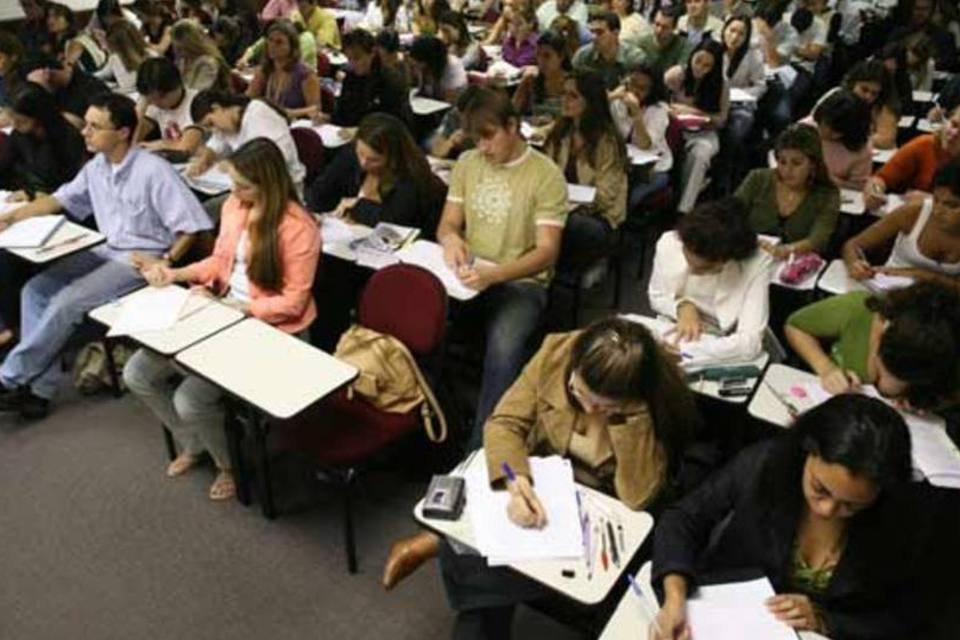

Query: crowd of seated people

[1,0,960,638]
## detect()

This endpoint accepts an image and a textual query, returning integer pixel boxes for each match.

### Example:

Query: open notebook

[395,240,491,301]
[0,215,66,249]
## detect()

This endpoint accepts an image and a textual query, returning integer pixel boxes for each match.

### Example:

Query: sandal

[166,452,200,477]
[209,470,236,501]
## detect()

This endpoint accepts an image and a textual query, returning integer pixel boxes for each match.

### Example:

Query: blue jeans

[0,249,142,399]
[629,171,670,211]
[556,212,613,276]
[718,106,756,194]
[462,280,547,449]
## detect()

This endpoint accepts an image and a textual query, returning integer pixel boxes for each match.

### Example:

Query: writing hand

[821,367,861,395]
[652,599,691,640]
[505,475,547,528]
[441,236,470,271]
[846,258,875,280]
[458,263,498,292]
[666,303,702,344]
[766,594,823,632]
[143,263,175,287]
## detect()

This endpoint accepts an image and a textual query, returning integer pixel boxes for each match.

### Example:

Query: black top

[332,60,411,127]
[56,69,111,119]
[653,438,955,639]
[306,146,444,239]
[0,126,86,196]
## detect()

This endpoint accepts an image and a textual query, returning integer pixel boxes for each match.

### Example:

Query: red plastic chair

[291,126,326,186]
[273,264,449,572]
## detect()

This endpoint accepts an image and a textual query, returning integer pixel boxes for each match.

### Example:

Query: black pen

[606,520,620,568]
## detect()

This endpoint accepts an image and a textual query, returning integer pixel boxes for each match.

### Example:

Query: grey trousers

[123,348,229,469]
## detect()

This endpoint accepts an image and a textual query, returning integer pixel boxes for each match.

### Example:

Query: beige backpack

[334,324,448,443]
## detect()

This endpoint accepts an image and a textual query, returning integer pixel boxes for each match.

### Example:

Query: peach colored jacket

[181,194,321,334]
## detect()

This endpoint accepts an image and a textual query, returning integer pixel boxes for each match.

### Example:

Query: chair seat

[274,391,422,467]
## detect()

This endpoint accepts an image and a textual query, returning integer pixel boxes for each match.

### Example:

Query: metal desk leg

[225,401,251,506]
[251,412,277,520]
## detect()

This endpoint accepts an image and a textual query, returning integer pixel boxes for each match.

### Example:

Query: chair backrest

[320,85,336,114]
[357,264,448,357]
[291,126,326,185]
[229,70,249,94]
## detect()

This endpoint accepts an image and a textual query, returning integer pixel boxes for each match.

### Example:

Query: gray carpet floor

[0,245,652,640]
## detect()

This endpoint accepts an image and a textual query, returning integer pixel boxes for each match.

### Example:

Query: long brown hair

[225,137,301,292]
[566,317,700,464]
[261,19,301,76]
[106,20,149,72]
[356,112,444,201]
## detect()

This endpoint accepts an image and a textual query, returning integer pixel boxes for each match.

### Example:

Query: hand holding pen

[502,462,547,529]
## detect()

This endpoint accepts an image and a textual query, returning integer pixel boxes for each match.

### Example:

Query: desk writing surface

[413,453,654,606]
[5,220,105,264]
[817,259,863,296]
[89,287,244,355]
[175,318,358,419]
[748,364,820,428]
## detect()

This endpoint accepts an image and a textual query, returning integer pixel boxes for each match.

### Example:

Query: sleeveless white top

[887,198,960,275]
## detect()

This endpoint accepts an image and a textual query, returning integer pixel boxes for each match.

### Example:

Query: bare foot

[209,470,236,501]
[166,452,200,477]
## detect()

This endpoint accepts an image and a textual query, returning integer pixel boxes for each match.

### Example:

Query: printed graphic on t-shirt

[469,173,511,226]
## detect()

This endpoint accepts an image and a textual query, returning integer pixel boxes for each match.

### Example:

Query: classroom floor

[0,243,652,640]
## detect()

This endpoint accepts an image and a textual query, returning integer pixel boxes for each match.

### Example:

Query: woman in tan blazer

[381,317,700,638]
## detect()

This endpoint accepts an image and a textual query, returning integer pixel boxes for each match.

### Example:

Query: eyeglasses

[82,121,116,133]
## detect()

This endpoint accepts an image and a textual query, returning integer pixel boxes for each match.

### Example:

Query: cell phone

[720,377,749,389]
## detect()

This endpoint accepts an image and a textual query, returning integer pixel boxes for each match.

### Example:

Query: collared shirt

[677,13,724,47]
[536,0,589,31]
[572,42,646,89]
[638,33,693,75]
[53,147,212,259]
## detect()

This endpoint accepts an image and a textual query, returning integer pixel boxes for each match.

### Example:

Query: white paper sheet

[465,455,584,564]
[872,148,896,164]
[688,578,796,640]
[898,115,916,128]
[626,144,660,166]
[0,215,66,248]
[185,167,232,195]
[730,88,757,103]
[290,120,355,147]
[620,314,755,371]
[107,286,191,337]
[912,90,936,103]
[567,184,597,204]
[319,215,361,247]
[486,59,521,80]
[395,240,487,300]
[410,95,452,115]
[864,272,914,292]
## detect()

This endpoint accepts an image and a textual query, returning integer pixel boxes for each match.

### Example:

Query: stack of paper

[687,578,795,640]
[626,144,659,166]
[0,215,65,249]
[107,286,191,337]
[395,240,487,300]
[620,314,744,370]
[464,455,583,565]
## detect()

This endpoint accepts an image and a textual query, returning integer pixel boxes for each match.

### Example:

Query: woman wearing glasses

[380,316,700,639]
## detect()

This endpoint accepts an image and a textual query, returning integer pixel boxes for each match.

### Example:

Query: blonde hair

[170,19,224,64]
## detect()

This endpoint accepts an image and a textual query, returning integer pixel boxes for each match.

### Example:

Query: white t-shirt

[207,100,307,187]
[611,100,673,173]
[784,12,827,73]
[145,88,199,142]
[228,230,252,303]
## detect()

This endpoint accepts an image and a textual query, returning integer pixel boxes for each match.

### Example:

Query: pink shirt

[259,0,298,22]
[800,116,873,190]
[182,195,321,334]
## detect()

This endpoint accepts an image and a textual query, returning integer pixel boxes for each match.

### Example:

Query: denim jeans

[123,349,229,468]
[718,105,756,194]
[556,212,613,276]
[0,249,142,399]
[628,171,670,211]
[460,280,547,449]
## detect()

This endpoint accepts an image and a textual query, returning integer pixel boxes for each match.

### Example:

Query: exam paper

[626,144,659,166]
[395,240,486,300]
[688,578,795,640]
[107,286,191,337]
[464,455,584,565]
[185,167,232,195]
[864,272,914,292]
[0,215,65,248]
[730,87,757,103]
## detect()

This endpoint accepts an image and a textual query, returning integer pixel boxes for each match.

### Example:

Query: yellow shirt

[295,7,341,50]
[447,146,567,283]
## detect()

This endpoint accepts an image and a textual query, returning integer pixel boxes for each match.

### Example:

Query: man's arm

[488,224,562,283]
[436,199,470,268]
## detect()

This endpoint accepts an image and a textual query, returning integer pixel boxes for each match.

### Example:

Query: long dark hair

[356,112,444,202]
[409,35,449,85]
[867,281,960,409]
[10,82,85,181]
[546,70,627,170]
[533,30,572,105]
[191,90,289,126]
[226,137,301,292]
[567,317,699,467]
[758,395,912,523]
[722,14,752,80]
[813,88,872,152]
[683,38,725,113]
[845,59,901,117]
[628,62,667,106]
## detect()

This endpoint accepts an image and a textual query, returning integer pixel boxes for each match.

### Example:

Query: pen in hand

[501,462,547,529]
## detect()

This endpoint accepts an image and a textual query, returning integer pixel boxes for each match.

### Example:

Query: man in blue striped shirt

[0,93,212,418]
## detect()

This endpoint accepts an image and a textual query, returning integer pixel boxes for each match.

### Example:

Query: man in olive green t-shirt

[438,87,568,447]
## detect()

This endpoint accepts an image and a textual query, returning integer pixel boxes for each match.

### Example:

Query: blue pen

[627,573,664,636]
[501,461,516,482]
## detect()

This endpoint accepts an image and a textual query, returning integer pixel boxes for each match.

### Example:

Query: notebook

[0,215,67,249]
[395,240,491,301]
[567,184,597,205]
[107,285,192,337]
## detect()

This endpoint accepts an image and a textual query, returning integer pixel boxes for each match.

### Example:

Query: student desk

[89,286,246,457]
[4,220,105,264]
[413,451,655,607]
[747,363,820,428]
[599,561,834,640]
[175,318,358,517]
[410,95,453,116]
[621,314,770,406]
[816,259,865,296]
[89,286,245,356]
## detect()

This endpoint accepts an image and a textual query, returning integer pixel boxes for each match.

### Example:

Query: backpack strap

[390,338,448,444]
